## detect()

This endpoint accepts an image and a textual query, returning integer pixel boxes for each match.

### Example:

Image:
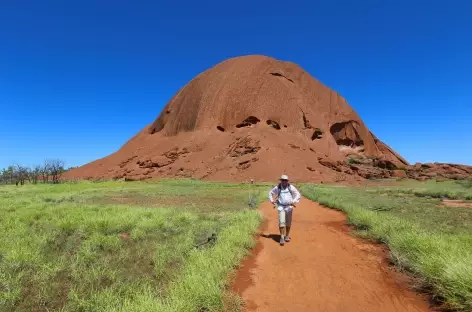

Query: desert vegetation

[0,159,67,185]
[2,173,472,311]
[301,180,472,311]
[0,179,266,312]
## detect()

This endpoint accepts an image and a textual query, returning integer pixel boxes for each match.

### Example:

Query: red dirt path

[441,199,472,208]
[231,199,433,312]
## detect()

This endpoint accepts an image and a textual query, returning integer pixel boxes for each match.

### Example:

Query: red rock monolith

[65,55,415,183]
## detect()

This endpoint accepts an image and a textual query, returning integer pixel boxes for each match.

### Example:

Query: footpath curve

[231,198,433,312]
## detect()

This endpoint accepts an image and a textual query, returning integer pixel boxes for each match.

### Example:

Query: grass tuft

[301,181,472,311]
[0,179,266,312]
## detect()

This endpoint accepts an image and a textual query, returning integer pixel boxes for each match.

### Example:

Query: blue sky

[1,0,471,168]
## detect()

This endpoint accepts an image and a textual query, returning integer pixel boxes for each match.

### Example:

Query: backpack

[277,183,294,198]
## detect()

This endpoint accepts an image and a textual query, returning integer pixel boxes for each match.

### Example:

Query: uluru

[64,55,470,183]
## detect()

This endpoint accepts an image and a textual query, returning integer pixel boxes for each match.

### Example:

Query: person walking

[268,174,301,246]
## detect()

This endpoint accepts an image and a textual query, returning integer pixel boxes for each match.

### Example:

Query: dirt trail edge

[231,198,433,312]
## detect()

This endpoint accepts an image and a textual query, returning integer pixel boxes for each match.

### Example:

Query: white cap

[280,174,289,180]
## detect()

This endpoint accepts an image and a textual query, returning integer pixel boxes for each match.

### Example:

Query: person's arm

[268,186,278,203]
[290,185,301,203]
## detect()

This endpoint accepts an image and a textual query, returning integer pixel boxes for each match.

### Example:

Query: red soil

[231,199,434,312]
[441,199,472,208]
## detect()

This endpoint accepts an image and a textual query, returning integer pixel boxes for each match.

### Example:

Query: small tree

[30,165,41,184]
[15,165,29,186]
[0,160,66,185]
[41,162,50,183]
[5,166,15,184]
[0,168,6,184]
[45,159,65,184]
[0,167,13,184]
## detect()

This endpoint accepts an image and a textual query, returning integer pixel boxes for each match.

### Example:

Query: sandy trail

[232,198,433,312]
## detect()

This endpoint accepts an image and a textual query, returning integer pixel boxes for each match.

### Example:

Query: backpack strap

[277,183,294,198]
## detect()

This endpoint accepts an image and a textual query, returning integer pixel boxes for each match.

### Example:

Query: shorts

[278,208,293,227]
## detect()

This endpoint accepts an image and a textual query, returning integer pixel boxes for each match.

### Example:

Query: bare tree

[41,162,50,183]
[0,167,11,184]
[7,166,16,184]
[0,160,66,185]
[1,166,18,185]
[45,159,65,184]
[15,165,29,185]
[0,168,6,184]
[30,165,41,184]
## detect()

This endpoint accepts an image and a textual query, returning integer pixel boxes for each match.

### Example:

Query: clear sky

[1,0,471,168]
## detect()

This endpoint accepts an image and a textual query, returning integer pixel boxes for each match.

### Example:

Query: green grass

[347,157,362,165]
[301,180,472,311]
[456,179,472,189]
[0,179,266,312]
[380,179,472,200]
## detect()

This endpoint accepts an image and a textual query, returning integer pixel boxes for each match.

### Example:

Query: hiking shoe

[284,236,291,242]
[279,237,285,246]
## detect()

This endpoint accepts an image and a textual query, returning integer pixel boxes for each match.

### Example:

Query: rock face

[406,163,472,181]
[65,55,415,183]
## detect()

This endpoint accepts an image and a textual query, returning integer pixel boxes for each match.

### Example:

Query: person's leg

[279,226,286,238]
[285,209,293,241]
[278,209,286,245]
